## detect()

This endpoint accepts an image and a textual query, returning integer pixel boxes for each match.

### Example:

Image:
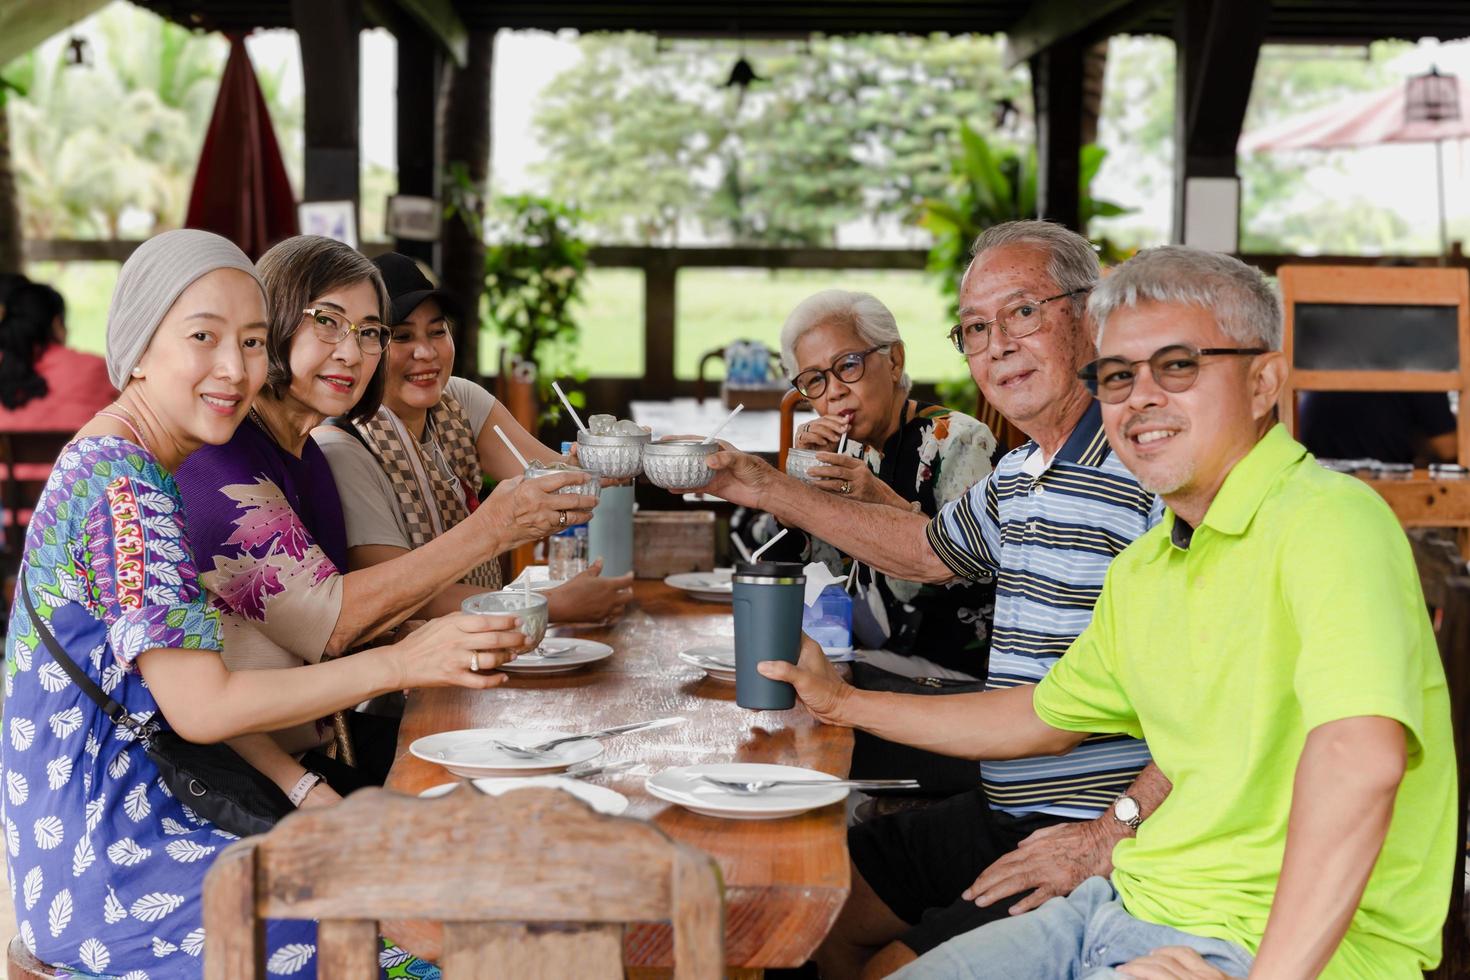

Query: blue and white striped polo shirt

[926,400,1162,819]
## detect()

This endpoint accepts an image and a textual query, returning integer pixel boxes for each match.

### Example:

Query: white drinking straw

[836,432,849,455]
[731,533,753,563]
[749,527,789,563]
[552,380,588,434]
[493,425,531,470]
[703,403,745,445]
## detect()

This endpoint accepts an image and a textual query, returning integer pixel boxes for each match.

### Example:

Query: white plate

[645,763,848,820]
[410,728,605,777]
[498,638,614,675]
[664,570,734,602]
[418,776,629,815]
[678,644,737,683]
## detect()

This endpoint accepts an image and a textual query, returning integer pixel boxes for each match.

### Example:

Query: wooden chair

[5,937,51,980]
[0,431,74,557]
[975,391,1026,457]
[1408,532,1470,980]
[777,387,808,471]
[203,786,725,979]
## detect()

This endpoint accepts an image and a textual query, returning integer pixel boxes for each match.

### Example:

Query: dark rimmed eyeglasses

[302,308,387,355]
[791,345,890,399]
[948,287,1092,356]
[1078,344,1267,404]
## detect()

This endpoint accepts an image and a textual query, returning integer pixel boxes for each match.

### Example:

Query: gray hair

[1089,246,1283,351]
[969,220,1100,315]
[778,289,911,392]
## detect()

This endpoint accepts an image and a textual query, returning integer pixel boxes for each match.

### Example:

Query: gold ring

[558,511,569,527]
[841,481,852,495]
[470,652,480,672]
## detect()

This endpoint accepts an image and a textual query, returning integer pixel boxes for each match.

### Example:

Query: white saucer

[645,763,848,820]
[410,728,605,777]
[677,644,737,683]
[664,570,734,602]
[418,775,629,815]
[498,638,614,675]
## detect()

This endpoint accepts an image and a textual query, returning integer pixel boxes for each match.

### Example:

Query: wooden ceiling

[127,0,1470,43]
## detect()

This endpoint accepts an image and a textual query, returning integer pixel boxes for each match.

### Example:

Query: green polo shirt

[1033,424,1455,978]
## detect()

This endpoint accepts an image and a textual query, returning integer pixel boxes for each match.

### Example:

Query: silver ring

[558,511,568,527]
[841,481,852,495]
[470,653,480,672]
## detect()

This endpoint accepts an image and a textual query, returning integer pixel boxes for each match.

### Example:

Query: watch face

[1114,796,1141,822]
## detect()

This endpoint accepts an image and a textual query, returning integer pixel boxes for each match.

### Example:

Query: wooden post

[440,28,493,379]
[292,0,361,226]
[1171,0,1269,249]
[0,100,21,275]
[645,252,677,389]
[1030,36,1085,231]
[394,20,443,267]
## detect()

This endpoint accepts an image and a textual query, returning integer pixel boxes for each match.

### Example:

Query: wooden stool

[7,937,51,980]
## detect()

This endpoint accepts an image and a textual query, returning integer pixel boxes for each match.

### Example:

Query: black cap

[372,252,464,325]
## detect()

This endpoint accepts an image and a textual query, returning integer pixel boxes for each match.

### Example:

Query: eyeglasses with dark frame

[791,345,891,399]
[302,308,388,355]
[948,286,1092,356]
[1078,343,1267,403]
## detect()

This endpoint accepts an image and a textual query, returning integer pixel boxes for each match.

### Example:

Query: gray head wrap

[106,230,263,389]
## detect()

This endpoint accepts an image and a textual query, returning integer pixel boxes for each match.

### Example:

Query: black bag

[22,576,293,837]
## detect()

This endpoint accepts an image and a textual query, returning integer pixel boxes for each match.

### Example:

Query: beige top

[314,376,497,553]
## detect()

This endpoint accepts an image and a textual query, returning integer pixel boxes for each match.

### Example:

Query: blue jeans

[891,877,1255,979]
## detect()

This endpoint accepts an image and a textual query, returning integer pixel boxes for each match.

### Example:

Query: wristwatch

[289,770,325,807]
[1111,793,1143,830]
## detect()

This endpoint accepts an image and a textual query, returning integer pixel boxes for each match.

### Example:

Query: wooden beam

[390,0,468,67]
[1005,0,1167,68]
[393,18,442,265]
[293,0,362,223]
[1172,0,1269,245]
[1031,36,1085,232]
[439,28,493,378]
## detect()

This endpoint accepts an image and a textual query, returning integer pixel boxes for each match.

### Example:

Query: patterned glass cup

[524,462,602,499]
[462,590,548,651]
[784,447,823,484]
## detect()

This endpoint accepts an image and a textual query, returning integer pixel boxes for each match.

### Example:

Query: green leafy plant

[481,194,591,427]
[918,124,1133,317]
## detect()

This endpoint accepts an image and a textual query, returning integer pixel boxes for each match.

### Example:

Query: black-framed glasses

[302,308,387,355]
[948,287,1092,356]
[791,345,890,399]
[1078,344,1267,403]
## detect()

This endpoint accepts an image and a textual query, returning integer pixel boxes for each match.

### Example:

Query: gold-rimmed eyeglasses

[948,287,1092,356]
[302,308,387,355]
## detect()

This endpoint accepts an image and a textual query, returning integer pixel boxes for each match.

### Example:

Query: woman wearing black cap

[314,252,633,626]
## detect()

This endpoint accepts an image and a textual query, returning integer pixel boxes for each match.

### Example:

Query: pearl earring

[131,367,144,378]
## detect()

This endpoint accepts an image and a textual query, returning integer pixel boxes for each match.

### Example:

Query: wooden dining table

[383,580,854,973]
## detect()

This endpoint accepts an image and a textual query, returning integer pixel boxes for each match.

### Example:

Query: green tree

[532,33,1029,245]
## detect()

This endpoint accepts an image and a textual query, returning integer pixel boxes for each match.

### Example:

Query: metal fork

[487,716,687,759]
[695,775,920,794]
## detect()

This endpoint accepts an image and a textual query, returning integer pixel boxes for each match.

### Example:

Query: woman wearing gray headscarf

[0,229,514,978]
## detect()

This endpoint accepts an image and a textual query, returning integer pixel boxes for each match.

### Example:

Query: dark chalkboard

[1293,302,1459,372]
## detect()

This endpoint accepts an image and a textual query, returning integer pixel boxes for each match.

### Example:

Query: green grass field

[42,261,967,387]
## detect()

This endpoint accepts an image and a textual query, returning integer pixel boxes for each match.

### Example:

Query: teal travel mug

[587,483,634,577]
[732,561,807,710]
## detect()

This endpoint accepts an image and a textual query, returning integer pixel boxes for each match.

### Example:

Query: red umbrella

[185,34,298,260]
[1241,68,1470,255]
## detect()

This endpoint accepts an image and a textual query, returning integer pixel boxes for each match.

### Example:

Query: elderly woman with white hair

[753,291,998,737]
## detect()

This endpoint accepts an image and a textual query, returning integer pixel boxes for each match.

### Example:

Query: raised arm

[705,450,958,583]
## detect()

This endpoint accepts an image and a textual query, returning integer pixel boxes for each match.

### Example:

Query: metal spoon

[487,716,687,759]
[695,775,919,794]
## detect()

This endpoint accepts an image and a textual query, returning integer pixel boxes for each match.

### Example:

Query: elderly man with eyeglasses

[763,246,1454,980]
[705,220,1169,978]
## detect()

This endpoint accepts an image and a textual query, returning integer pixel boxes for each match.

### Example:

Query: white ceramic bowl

[462,590,548,650]
[643,439,718,491]
[525,462,602,499]
[576,430,650,480]
[784,447,824,483]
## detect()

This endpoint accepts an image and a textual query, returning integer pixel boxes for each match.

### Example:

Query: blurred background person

[0,281,115,430]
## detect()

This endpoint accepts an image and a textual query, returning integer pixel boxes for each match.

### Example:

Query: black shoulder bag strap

[20,573,151,740]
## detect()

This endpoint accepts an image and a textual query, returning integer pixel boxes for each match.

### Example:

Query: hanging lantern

[64,36,92,69]
[1406,66,1461,123]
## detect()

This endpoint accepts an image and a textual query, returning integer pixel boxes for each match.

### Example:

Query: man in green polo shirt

[763,245,1454,978]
